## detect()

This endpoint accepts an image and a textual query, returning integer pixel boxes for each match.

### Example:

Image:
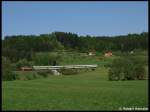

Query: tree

[32,52,61,65]
[108,57,146,81]
[2,31,148,62]
[2,57,15,81]
[16,58,33,69]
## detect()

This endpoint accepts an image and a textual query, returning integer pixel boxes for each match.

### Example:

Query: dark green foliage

[2,31,148,80]
[13,72,27,80]
[16,59,33,69]
[14,71,36,80]
[32,52,61,65]
[60,69,79,75]
[2,57,15,81]
[134,65,146,80]
[2,32,148,62]
[37,70,53,77]
[25,74,36,80]
[12,70,53,81]
[108,57,146,81]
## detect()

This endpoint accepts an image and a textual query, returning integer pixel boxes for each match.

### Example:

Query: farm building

[104,52,113,57]
[20,67,33,71]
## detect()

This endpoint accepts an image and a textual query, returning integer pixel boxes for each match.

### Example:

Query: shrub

[16,59,33,69]
[13,71,44,80]
[60,69,79,75]
[13,72,27,80]
[134,64,146,80]
[2,57,15,81]
[25,73,36,80]
[2,72,16,81]
[37,70,53,77]
[32,52,61,66]
[108,57,146,81]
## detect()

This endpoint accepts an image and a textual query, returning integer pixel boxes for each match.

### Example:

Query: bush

[16,59,33,69]
[32,52,61,66]
[134,64,146,80]
[13,71,46,80]
[37,70,53,77]
[3,72,16,81]
[13,72,28,80]
[108,57,146,81]
[25,73,36,80]
[2,57,15,81]
[60,69,79,75]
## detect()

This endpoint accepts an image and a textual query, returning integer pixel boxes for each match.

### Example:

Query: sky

[2,1,148,38]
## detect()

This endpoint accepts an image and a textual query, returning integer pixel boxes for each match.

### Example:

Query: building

[104,52,113,57]
[20,67,33,71]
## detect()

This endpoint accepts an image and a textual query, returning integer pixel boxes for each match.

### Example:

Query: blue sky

[2,1,148,38]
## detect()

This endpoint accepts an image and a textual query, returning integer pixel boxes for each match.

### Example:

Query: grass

[2,67,148,111]
[59,52,119,67]
[2,51,148,110]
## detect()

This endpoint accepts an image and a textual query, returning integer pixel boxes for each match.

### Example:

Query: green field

[2,67,148,111]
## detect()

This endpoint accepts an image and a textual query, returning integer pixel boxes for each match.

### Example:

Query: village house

[104,51,113,57]
[20,66,33,71]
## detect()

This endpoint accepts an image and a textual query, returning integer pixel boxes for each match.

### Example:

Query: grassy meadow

[2,51,148,110]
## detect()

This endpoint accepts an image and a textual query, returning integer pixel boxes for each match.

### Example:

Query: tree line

[2,32,148,62]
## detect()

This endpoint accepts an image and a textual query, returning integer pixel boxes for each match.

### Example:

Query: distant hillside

[2,32,148,62]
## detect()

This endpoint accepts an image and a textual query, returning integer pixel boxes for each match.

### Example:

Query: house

[104,52,113,57]
[20,66,32,71]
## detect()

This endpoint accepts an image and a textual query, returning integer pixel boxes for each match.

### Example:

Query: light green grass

[2,51,148,110]
[2,67,148,111]
[59,53,118,67]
